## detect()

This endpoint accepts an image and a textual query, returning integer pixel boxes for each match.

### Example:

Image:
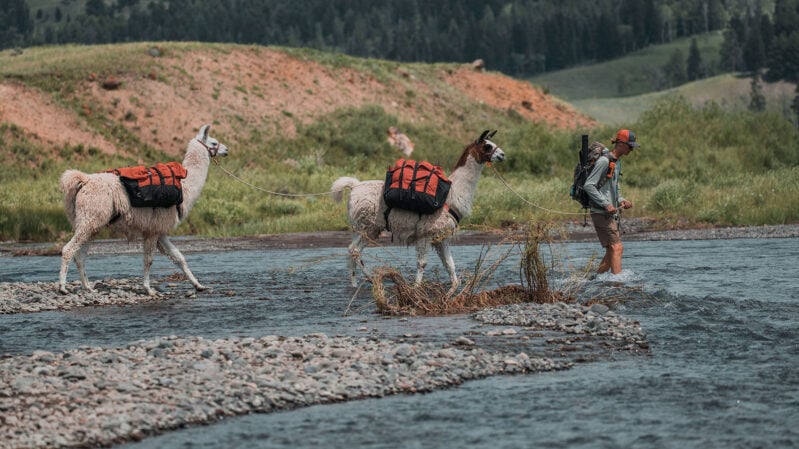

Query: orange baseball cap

[612,129,640,147]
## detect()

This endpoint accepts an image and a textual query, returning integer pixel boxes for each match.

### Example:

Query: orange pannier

[105,162,187,208]
[383,159,451,214]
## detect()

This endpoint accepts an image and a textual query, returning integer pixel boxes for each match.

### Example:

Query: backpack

[383,159,452,215]
[570,135,610,209]
[105,162,187,208]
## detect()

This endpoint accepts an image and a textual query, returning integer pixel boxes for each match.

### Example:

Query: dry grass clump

[371,269,533,316]
[371,222,576,316]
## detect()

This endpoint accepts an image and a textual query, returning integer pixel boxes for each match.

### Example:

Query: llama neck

[179,142,211,217]
[446,155,485,218]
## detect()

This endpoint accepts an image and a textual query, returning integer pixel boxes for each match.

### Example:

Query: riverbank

[0,301,647,449]
[2,221,798,257]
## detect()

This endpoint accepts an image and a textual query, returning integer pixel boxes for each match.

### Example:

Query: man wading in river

[584,129,639,275]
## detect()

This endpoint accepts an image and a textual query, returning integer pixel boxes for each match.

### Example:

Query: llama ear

[488,130,497,139]
[479,130,490,142]
[197,124,211,142]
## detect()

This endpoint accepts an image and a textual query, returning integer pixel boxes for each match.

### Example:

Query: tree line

[1,0,796,82]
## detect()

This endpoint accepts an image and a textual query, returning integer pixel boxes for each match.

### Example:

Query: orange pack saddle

[105,162,187,208]
[383,158,451,215]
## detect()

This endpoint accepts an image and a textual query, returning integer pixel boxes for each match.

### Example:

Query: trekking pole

[580,134,589,227]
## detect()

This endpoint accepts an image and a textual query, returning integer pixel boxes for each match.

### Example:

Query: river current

[1,237,797,448]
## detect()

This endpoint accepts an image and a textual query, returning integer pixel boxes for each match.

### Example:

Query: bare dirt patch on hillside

[443,67,596,129]
[0,47,596,157]
[0,82,119,157]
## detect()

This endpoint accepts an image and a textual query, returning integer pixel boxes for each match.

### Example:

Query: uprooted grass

[371,222,579,316]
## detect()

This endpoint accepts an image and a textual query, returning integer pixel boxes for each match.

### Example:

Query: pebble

[0,279,178,314]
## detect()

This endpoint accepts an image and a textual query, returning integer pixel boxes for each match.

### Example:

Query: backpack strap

[444,204,461,224]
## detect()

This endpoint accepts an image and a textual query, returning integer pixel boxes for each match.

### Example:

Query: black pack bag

[570,135,609,209]
[107,162,187,208]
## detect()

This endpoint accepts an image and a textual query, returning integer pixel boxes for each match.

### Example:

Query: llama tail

[331,177,360,203]
[60,170,90,224]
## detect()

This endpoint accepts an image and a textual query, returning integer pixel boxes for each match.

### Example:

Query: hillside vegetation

[14,0,756,77]
[532,32,798,125]
[0,42,798,243]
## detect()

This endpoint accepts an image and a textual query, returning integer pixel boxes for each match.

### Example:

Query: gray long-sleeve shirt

[583,152,625,214]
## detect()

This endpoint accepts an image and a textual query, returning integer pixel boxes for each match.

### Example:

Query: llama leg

[348,233,369,286]
[414,240,430,286]
[434,241,459,292]
[74,244,93,291]
[157,236,207,291]
[59,232,92,294]
[142,235,159,296]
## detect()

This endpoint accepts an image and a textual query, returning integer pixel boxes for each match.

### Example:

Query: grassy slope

[1,42,798,243]
[572,74,798,126]
[530,32,725,101]
[530,31,797,127]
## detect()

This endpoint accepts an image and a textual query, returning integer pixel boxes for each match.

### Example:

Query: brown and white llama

[58,124,228,295]
[331,130,505,292]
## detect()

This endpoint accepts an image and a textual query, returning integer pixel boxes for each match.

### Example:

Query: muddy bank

[2,222,798,258]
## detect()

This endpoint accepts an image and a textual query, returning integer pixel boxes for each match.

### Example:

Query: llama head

[456,130,505,168]
[195,124,229,158]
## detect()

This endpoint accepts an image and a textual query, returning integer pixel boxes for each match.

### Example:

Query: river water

[1,237,797,448]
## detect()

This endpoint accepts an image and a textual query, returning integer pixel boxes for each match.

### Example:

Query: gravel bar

[0,299,647,448]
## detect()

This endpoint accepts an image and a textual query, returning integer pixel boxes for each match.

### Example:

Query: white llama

[331,130,505,291]
[58,124,228,295]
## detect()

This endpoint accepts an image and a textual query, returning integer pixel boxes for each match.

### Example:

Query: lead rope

[489,165,592,216]
[213,159,350,197]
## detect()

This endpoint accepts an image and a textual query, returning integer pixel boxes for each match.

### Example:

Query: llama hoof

[58,286,70,295]
[146,289,158,296]
[195,284,209,292]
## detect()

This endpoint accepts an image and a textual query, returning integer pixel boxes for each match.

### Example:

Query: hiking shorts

[591,212,621,248]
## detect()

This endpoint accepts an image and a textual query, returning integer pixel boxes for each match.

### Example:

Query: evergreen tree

[720,28,743,71]
[749,72,766,112]
[0,0,32,49]
[663,48,687,87]
[791,82,799,126]
[766,0,799,82]
[743,21,766,72]
[686,37,703,80]
[85,0,106,17]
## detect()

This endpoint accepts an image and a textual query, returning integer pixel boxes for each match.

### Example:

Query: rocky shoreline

[0,224,792,448]
[0,278,189,315]
[0,300,646,449]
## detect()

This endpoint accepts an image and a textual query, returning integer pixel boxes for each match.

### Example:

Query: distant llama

[332,130,505,291]
[386,126,415,157]
[58,124,229,295]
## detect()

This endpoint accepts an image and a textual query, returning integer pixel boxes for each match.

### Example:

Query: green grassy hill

[0,42,798,243]
[530,32,725,101]
[572,74,797,126]
[531,32,797,126]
